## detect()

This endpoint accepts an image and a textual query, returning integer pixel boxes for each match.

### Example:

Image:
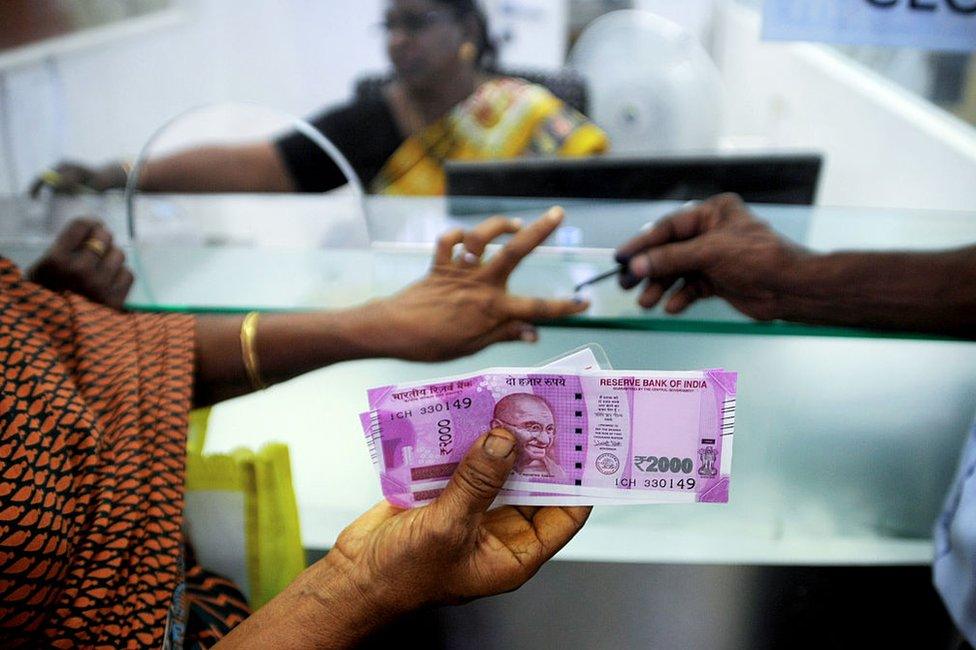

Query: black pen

[574,264,627,293]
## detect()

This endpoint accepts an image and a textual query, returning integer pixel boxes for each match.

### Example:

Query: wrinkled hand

[615,193,809,321]
[29,161,127,197]
[378,207,589,361]
[28,218,134,310]
[331,428,590,615]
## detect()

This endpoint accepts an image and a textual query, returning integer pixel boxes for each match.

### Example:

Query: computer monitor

[445,152,823,209]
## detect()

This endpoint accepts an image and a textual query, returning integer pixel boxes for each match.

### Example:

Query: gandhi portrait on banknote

[491,393,566,479]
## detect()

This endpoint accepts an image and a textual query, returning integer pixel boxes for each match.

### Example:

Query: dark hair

[434,0,498,69]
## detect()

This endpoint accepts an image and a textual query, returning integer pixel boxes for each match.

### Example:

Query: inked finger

[619,270,642,290]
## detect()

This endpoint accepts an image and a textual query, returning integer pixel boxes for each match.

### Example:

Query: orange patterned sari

[0,257,195,648]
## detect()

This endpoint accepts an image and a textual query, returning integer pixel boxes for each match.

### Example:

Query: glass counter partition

[2,193,975,565]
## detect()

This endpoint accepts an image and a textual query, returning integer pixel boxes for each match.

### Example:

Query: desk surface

[2,193,974,564]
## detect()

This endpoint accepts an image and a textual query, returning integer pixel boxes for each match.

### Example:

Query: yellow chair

[184,408,306,609]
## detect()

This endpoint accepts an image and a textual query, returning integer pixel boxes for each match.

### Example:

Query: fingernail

[462,251,480,265]
[485,431,516,458]
[629,256,650,276]
[572,295,590,306]
[521,327,539,343]
[546,206,565,223]
[511,218,524,228]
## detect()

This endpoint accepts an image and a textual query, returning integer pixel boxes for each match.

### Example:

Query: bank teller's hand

[378,207,589,361]
[616,193,809,321]
[29,161,127,197]
[28,218,134,310]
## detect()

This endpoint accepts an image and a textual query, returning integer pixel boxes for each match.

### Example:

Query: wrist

[214,551,391,649]
[776,249,845,323]
[337,299,409,360]
[298,551,399,647]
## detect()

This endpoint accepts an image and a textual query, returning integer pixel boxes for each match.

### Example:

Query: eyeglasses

[379,10,454,36]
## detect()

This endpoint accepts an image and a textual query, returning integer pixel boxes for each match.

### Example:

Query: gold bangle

[240,311,268,391]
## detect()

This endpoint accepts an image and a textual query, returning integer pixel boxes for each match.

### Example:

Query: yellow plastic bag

[184,410,305,608]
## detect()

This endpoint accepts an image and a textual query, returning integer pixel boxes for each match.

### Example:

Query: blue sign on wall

[763,0,976,52]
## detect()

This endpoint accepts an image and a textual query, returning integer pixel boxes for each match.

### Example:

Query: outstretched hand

[378,207,589,361]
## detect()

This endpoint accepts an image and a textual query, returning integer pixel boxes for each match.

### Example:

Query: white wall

[0,0,389,192]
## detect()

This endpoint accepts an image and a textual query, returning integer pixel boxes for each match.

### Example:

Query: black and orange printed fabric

[0,257,194,648]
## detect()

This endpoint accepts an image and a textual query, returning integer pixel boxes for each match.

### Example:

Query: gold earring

[459,41,477,63]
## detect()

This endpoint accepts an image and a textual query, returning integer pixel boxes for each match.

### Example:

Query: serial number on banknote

[616,478,698,490]
[390,398,474,420]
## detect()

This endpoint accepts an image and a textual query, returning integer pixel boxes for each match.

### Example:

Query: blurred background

[1,0,974,210]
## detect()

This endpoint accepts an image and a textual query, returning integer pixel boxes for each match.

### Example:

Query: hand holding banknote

[221,429,590,648]
[331,429,590,609]
[374,207,589,362]
[616,193,807,320]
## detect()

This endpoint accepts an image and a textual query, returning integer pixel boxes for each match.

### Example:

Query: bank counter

[2,193,973,647]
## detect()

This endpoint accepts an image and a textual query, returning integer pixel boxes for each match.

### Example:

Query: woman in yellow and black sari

[33,0,608,198]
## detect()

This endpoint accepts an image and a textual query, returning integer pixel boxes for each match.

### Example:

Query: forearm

[193,302,396,406]
[215,553,394,649]
[777,246,976,337]
[138,142,294,193]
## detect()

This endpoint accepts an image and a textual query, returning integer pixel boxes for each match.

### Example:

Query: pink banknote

[361,367,737,508]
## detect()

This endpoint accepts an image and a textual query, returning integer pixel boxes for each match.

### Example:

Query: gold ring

[83,237,108,258]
